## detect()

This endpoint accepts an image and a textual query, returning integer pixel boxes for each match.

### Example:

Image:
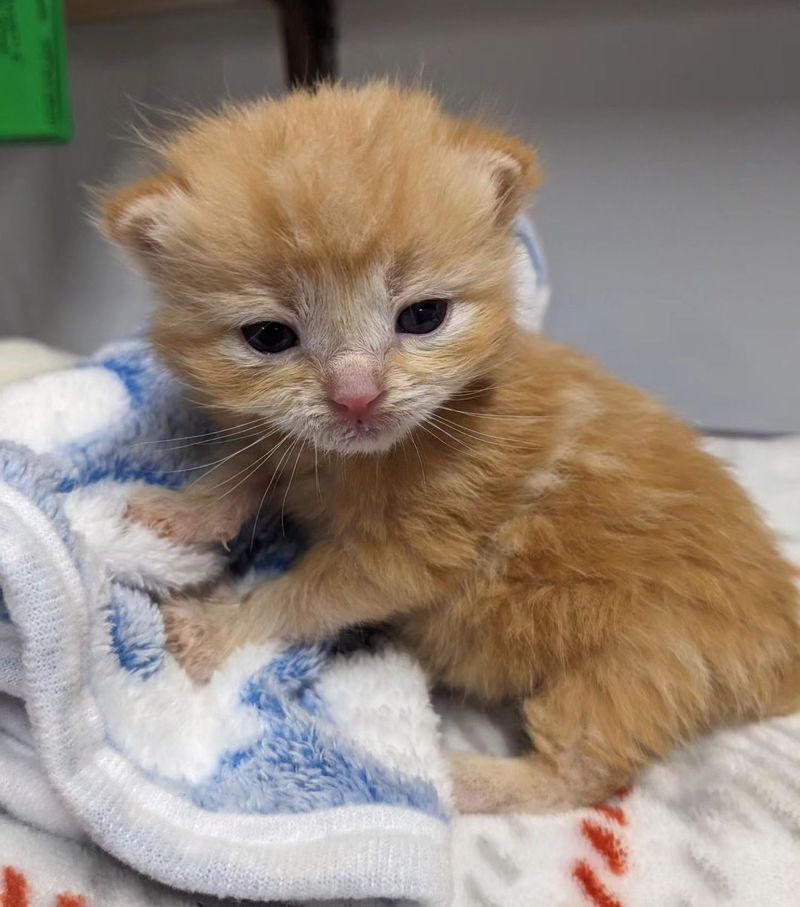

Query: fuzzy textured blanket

[0,336,455,904]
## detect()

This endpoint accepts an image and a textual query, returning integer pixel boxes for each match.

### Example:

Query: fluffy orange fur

[104,83,800,814]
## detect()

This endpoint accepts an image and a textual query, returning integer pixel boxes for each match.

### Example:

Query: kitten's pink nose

[327,356,385,422]
[329,386,383,421]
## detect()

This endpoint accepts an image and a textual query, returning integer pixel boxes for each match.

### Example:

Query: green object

[0,0,72,142]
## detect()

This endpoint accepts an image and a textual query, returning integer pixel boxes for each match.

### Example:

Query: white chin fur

[326,431,400,456]
[310,405,435,456]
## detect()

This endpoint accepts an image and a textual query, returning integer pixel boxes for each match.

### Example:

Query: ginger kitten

[105,83,800,814]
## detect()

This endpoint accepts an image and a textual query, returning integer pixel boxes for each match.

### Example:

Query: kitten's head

[103,83,539,454]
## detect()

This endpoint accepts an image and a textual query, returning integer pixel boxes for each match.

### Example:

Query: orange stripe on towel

[593,804,628,826]
[581,819,628,875]
[1,867,29,907]
[572,860,624,907]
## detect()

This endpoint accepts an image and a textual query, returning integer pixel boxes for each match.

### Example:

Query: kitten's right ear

[101,174,187,261]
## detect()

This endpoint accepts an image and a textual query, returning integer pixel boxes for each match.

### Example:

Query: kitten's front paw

[126,488,239,546]
[162,600,228,682]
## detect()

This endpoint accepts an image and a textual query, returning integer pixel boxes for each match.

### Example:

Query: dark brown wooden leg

[274,0,337,89]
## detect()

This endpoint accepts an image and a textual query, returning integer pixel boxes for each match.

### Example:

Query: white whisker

[419,422,465,455]
[432,414,532,447]
[130,417,266,449]
[249,435,297,550]
[168,430,276,476]
[313,441,322,500]
[281,440,305,534]
[426,419,473,451]
[211,430,290,501]
[439,404,533,421]
[407,432,427,488]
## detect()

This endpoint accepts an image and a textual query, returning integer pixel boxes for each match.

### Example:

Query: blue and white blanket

[0,224,549,905]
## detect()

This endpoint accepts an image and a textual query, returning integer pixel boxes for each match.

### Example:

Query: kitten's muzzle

[328,386,385,422]
[326,355,385,424]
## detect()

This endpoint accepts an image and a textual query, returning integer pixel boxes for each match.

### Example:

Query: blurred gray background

[1,0,798,432]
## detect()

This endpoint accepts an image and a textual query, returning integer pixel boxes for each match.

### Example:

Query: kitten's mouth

[326,414,405,455]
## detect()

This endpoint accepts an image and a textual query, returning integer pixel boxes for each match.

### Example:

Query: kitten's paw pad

[126,490,234,546]
[126,490,194,542]
[162,601,224,682]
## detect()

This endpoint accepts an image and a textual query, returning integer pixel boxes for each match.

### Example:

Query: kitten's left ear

[483,143,540,225]
[451,122,541,225]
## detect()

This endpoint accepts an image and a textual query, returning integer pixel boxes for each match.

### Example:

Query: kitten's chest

[282,463,396,538]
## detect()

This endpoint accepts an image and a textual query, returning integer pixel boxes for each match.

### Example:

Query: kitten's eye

[396,299,448,335]
[241,321,298,354]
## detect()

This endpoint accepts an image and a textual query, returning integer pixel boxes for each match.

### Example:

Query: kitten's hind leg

[449,750,585,814]
[449,733,630,815]
[450,633,720,814]
[450,667,651,814]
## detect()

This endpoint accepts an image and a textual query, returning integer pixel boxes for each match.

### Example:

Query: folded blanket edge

[0,476,452,905]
